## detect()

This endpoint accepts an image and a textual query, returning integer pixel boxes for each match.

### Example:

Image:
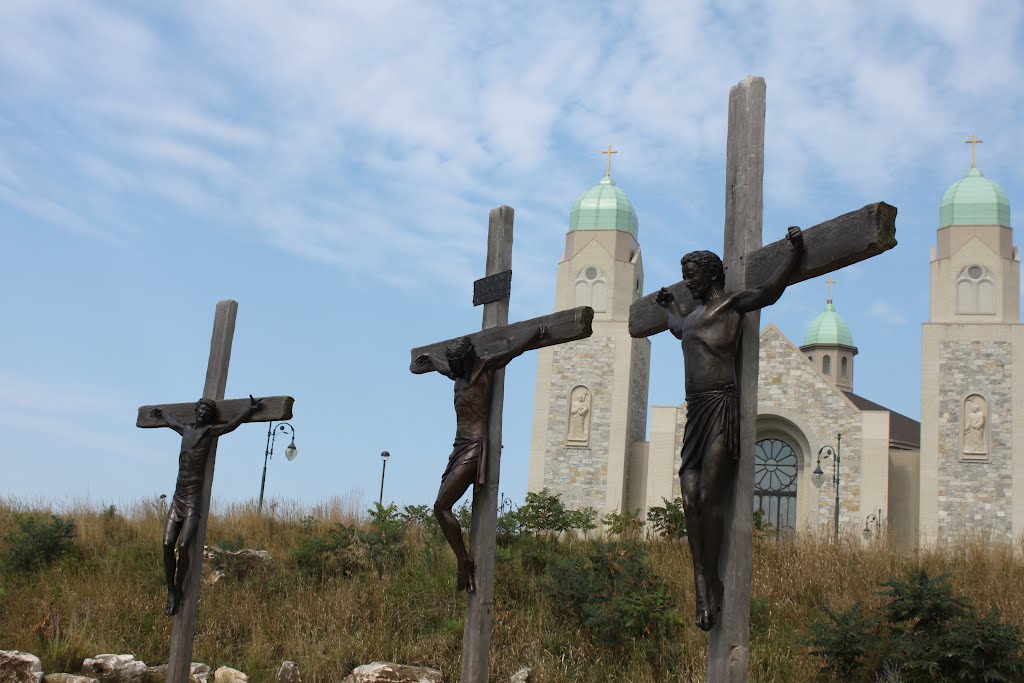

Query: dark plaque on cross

[410,206,594,683]
[628,76,896,682]
[136,300,294,683]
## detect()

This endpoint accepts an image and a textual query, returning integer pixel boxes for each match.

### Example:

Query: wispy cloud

[868,301,909,326]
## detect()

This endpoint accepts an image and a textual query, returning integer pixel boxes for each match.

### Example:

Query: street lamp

[259,422,297,514]
[863,510,882,540]
[379,451,390,505]
[812,433,841,541]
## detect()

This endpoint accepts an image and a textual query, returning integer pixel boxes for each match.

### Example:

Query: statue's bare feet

[165,588,180,617]
[694,591,713,631]
[457,558,476,592]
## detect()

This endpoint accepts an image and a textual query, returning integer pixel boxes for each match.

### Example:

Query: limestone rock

[146,663,210,683]
[203,547,272,580]
[212,668,247,683]
[342,662,444,683]
[81,655,147,683]
[275,662,301,683]
[0,650,43,683]
[44,675,98,683]
[509,668,530,683]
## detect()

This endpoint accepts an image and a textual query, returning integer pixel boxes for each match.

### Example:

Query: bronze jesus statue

[414,325,546,591]
[149,395,261,616]
[655,226,804,631]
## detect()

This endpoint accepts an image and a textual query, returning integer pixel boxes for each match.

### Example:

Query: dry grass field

[1,496,1023,682]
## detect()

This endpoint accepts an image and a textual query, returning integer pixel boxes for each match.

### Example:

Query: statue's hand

[786,225,804,252]
[414,354,430,367]
[149,408,162,418]
[655,287,674,307]
[249,395,263,410]
[537,324,548,340]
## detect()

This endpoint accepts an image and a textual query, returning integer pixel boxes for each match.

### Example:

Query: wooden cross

[826,276,835,304]
[136,300,294,683]
[965,133,983,167]
[409,207,594,683]
[602,144,618,176]
[629,76,897,681]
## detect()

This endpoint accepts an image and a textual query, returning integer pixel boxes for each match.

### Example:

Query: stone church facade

[529,151,1022,549]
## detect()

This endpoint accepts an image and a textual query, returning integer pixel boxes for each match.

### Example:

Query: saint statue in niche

[964,395,987,455]
[567,387,591,443]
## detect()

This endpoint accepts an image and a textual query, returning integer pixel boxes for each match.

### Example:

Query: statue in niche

[567,387,591,442]
[964,395,987,455]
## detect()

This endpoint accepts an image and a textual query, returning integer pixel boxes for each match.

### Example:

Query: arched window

[754,438,798,539]
[823,355,831,375]
[956,265,996,314]
[841,357,848,377]
[574,266,607,312]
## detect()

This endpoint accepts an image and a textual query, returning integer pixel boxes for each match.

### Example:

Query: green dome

[803,302,854,347]
[939,167,1010,228]
[569,175,639,238]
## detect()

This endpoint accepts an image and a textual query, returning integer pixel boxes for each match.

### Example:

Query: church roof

[802,301,854,347]
[939,166,1011,228]
[843,392,921,449]
[569,175,639,238]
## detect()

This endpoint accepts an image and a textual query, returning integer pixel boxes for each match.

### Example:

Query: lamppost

[259,422,297,514]
[379,451,390,505]
[812,433,841,541]
[863,510,882,540]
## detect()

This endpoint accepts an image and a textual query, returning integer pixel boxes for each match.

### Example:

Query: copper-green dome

[939,167,1010,228]
[803,302,854,347]
[569,175,638,238]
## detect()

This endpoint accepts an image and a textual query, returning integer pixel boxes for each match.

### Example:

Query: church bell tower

[527,149,651,515]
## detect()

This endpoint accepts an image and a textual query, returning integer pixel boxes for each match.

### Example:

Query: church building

[528,144,1018,550]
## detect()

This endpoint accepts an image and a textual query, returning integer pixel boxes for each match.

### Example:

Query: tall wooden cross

[136,300,294,683]
[410,206,594,683]
[629,76,897,682]
[965,133,983,167]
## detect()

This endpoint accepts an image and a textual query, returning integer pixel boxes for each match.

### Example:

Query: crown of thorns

[195,398,217,412]
[445,336,475,358]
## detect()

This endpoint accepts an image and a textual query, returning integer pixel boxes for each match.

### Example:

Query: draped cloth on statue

[680,384,739,473]
[442,436,488,488]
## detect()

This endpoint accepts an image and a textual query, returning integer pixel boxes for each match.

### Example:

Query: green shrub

[808,568,1024,682]
[518,489,572,539]
[545,541,683,666]
[2,512,78,574]
[646,497,686,539]
[291,524,367,579]
[602,508,644,538]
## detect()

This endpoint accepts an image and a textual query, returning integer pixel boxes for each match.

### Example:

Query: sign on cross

[628,76,897,682]
[409,206,594,683]
[136,300,294,683]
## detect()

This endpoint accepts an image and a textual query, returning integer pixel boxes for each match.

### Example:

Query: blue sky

[3,1,1023,512]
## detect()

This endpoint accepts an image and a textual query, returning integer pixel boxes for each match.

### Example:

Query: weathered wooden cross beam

[629,76,896,682]
[410,207,593,683]
[136,300,294,683]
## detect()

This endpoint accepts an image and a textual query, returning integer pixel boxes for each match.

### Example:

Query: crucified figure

[149,395,261,616]
[414,325,546,592]
[655,226,803,631]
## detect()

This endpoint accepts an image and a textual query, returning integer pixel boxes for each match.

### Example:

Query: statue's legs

[168,513,201,616]
[699,431,732,630]
[680,467,707,628]
[434,461,477,592]
[162,517,183,616]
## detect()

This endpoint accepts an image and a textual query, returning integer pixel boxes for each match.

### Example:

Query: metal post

[258,421,275,514]
[832,433,841,542]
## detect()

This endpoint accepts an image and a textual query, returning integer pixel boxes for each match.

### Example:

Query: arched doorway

[754,438,798,539]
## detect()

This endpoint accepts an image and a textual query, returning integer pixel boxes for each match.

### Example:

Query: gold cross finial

[826,277,835,304]
[601,145,617,177]
[965,134,983,168]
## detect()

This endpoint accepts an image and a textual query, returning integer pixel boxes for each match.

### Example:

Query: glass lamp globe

[811,464,826,489]
[284,438,298,461]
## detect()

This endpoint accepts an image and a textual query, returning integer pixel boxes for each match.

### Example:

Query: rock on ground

[81,655,147,683]
[43,675,99,683]
[212,668,247,683]
[0,650,44,683]
[275,662,301,683]
[509,668,530,683]
[342,662,444,683]
[146,663,211,683]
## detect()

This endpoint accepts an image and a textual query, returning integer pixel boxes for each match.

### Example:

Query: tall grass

[1,498,1022,682]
